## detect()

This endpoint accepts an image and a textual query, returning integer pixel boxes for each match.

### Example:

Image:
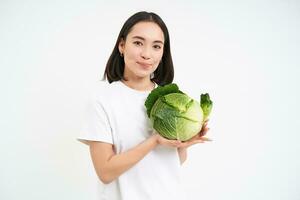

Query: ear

[118,38,125,54]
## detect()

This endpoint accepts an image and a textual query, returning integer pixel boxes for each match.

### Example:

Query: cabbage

[145,83,213,141]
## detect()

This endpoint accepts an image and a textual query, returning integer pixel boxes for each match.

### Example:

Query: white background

[1,0,300,199]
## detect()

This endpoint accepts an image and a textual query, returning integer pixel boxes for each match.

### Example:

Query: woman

[77,11,210,200]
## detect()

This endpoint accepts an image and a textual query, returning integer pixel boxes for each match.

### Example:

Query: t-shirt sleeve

[77,93,113,145]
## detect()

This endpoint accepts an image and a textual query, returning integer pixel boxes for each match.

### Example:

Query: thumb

[189,140,205,147]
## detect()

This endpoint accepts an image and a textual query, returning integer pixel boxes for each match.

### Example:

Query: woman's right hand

[152,131,182,148]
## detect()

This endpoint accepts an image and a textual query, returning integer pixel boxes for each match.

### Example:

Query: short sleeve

[77,93,113,145]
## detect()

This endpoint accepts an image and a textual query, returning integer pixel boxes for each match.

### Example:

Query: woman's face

[119,21,165,80]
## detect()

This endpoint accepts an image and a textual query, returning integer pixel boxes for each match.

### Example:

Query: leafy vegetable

[145,83,184,117]
[200,93,213,122]
[145,83,213,141]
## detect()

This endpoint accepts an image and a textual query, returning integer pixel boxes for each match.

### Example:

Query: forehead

[127,22,164,42]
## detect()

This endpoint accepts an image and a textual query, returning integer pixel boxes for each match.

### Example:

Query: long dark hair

[102,11,174,86]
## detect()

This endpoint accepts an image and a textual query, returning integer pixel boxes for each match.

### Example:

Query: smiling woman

[76,11,201,200]
[103,11,174,88]
[118,21,165,87]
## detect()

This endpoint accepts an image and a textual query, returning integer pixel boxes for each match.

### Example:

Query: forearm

[177,147,187,165]
[102,135,158,183]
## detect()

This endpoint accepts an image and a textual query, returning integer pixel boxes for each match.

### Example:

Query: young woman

[77,11,210,200]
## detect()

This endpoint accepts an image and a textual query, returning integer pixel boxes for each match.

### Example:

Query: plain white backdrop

[1,0,299,199]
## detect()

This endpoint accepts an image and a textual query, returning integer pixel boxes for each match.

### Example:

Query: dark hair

[102,11,174,86]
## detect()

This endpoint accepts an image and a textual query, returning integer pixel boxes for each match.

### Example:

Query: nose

[141,47,151,60]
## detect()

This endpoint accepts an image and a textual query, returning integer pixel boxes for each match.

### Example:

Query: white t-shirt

[77,80,187,200]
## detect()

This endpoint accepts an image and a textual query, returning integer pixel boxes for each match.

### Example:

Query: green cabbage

[145,83,213,141]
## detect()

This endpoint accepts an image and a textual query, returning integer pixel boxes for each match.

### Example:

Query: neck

[121,76,155,91]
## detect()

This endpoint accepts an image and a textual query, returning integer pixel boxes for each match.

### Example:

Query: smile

[137,62,152,68]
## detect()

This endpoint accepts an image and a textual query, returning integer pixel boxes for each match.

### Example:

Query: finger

[191,140,205,145]
[201,127,210,135]
[200,137,213,141]
[203,127,210,134]
[198,131,204,137]
[183,139,204,146]
[202,126,209,132]
[201,123,208,132]
[179,140,204,148]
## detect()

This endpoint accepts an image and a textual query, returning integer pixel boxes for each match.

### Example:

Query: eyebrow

[132,36,164,45]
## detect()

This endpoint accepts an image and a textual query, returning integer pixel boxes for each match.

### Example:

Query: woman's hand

[177,120,212,149]
[152,120,212,149]
[152,132,182,148]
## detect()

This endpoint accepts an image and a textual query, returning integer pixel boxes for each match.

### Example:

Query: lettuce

[145,83,213,141]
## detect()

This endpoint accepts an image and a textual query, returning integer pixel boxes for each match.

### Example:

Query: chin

[134,71,151,78]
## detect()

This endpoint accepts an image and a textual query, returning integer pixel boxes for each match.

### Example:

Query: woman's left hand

[177,120,212,149]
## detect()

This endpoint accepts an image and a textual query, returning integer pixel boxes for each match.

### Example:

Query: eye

[153,45,162,50]
[133,41,143,46]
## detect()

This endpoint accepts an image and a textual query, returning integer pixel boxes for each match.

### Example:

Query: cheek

[125,46,140,61]
[154,52,163,63]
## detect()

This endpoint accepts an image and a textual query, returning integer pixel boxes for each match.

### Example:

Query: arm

[89,134,181,184]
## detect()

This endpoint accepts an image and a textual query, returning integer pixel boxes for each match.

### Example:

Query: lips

[137,62,152,68]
